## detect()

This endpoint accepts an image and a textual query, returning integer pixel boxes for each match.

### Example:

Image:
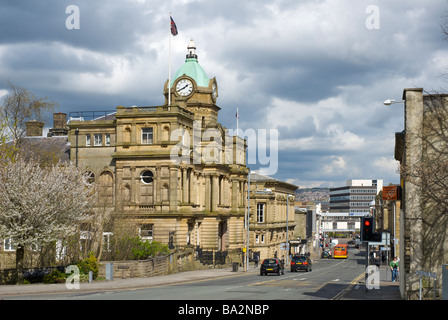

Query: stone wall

[98,250,216,279]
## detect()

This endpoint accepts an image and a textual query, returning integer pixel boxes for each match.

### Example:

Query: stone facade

[66,42,249,263]
[394,88,448,299]
[248,173,298,261]
[0,41,306,272]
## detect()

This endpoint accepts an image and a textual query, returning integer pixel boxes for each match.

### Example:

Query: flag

[235,108,239,119]
[170,16,178,36]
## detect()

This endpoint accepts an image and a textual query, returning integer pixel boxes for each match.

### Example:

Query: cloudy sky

[1,0,448,188]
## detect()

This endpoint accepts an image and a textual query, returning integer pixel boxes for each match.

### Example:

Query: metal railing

[68,111,117,122]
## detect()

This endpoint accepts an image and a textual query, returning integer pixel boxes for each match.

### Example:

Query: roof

[250,172,299,191]
[12,136,70,163]
[172,58,209,87]
[172,39,209,87]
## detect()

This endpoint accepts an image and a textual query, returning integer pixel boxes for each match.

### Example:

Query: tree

[0,158,96,283]
[0,118,16,166]
[0,83,56,151]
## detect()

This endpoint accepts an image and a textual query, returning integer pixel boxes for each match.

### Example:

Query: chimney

[48,112,68,137]
[53,112,67,129]
[25,120,44,137]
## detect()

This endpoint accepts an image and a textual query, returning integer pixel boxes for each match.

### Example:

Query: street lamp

[245,170,251,272]
[383,99,404,106]
[384,98,402,257]
[75,128,79,168]
[286,194,294,265]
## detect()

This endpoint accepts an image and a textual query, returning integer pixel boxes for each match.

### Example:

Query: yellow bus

[333,244,348,259]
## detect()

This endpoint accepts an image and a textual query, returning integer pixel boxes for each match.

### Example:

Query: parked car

[260,258,284,276]
[321,250,332,258]
[290,255,312,272]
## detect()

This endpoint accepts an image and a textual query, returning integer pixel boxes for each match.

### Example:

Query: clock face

[176,79,193,96]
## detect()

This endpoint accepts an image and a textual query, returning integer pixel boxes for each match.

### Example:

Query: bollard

[89,271,93,283]
[106,263,113,281]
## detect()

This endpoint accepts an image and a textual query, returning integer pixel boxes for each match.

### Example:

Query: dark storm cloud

[1,0,448,187]
[0,1,161,54]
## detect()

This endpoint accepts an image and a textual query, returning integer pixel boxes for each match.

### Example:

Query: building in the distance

[329,179,383,215]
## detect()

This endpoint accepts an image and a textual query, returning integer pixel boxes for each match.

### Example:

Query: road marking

[331,273,364,300]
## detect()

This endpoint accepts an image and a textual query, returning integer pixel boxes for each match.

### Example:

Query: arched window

[84,171,95,185]
[99,171,114,204]
[140,170,154,204]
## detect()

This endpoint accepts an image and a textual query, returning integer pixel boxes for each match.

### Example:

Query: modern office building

[329,179,383,215]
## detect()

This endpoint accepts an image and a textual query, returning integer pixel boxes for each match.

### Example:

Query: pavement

[0,262,402,300]
[0,265,259,298]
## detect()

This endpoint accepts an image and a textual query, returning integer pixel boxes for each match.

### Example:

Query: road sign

[416,270,436,278]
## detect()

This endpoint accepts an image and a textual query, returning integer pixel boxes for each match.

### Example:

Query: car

[260,258,284,276]
[321,250,332,258]
[291,255,312,272]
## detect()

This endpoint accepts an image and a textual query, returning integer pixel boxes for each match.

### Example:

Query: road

[4,245,367,300]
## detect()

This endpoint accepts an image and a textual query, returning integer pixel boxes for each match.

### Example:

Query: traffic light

[361,217,374,241]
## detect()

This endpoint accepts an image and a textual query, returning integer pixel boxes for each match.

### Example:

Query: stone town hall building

[65,40,297,263]
[0,40,298,269]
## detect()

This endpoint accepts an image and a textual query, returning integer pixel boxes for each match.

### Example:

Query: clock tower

[164,39,219,129]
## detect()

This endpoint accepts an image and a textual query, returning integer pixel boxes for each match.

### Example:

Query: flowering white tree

[0,158,96,282]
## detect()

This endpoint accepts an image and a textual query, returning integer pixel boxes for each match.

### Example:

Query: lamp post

[384,98,403,258]
[286,194,294,265]
[383,99,404,105]
[75,128,79,168]
[245,170,251,272]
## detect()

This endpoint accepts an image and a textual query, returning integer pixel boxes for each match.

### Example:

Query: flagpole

[168,13,172,106]
[236,107,239,134]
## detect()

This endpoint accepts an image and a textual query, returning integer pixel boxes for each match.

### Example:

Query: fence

[1,248,234,284]
[0,266,66,285]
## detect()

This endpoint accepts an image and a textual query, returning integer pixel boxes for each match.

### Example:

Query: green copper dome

[171,39,209,87]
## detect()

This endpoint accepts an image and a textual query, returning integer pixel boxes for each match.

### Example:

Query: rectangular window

[142,128,153,144]
[86,134,91,147]
[4,238,14,251]
[139,224,153,240]
[105,134,111,146]
[94,134,102,146]
[257,203,265,223]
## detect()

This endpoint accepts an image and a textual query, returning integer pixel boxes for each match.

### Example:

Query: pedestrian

[390,256,399,282]
[254,254,259,268]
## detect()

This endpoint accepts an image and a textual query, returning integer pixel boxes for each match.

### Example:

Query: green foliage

[130,238,170,260]
[76,252,99,279]
[43,269,66,284]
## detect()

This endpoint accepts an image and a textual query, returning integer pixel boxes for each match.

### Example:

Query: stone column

[403,88,424,298]
[169,166,178,212]
[212,174,219,212]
